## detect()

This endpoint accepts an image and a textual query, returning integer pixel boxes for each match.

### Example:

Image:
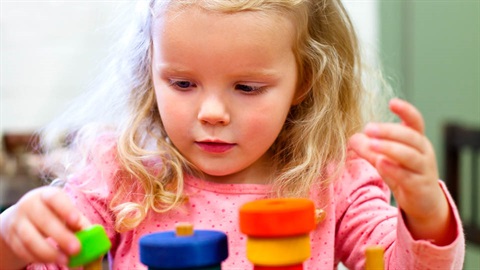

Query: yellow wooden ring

[246,235,310,266]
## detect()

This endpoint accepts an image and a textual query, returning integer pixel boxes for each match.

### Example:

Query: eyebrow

[155,64,281,80]
[155,64,190,74]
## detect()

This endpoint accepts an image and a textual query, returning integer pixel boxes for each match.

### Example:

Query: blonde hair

[41,0,392,232]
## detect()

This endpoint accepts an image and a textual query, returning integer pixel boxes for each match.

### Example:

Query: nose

[197,95,230,125]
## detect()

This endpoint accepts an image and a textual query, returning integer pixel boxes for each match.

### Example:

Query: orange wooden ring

[239,198,315,237]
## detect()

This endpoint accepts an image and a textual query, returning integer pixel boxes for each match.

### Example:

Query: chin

[194,162,238,176]
[201,170,233,177]
[198,167,241,182]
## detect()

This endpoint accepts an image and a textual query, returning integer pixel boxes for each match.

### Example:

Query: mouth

[196,140,236,154]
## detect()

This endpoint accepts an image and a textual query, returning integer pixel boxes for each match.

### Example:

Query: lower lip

[196,142,235,153]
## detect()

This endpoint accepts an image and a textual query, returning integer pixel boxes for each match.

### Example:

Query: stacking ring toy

[239,198,316,268]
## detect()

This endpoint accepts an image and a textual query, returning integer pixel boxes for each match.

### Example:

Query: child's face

[151,6,299,184]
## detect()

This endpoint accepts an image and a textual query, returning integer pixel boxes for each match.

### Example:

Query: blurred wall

[380,1,480,169]
[380,1,480,267]
[1,1,119,133]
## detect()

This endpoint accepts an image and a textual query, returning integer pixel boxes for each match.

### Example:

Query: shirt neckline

[184,175,272,194]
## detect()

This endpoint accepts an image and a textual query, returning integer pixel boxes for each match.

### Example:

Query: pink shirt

[29,143,465,270]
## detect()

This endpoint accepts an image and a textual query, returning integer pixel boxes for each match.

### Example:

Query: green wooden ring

[68,224,111,267]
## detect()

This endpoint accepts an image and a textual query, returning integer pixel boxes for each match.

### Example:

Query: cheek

[155,92,189,136]
[243,108,288,144]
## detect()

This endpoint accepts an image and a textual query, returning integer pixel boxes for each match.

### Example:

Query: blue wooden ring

[139,230,228,269]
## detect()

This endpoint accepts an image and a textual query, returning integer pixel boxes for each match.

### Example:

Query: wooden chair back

[444,123,480,245]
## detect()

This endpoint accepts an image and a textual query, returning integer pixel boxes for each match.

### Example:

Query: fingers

[363,122,429,173]
[349,98,436,177]
[350,132,422,174]
[38,188,82,256]
[369,138,425,173]
[349,131,426,183]
[10,219,69,265]
[41,188,84,231]
[374,157,404,192]
[389,98,425,134]
[2,187,87,265]
[355,98,431,174]
[349,134,407,194]
[349,133,379,167]
[364,122,426,154]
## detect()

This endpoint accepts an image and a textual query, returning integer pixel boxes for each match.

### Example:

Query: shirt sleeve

[334,157,465,270]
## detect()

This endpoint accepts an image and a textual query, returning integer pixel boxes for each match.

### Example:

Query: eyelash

[235,84,267,95]
[167,79,267,95]
[169,80,197,90]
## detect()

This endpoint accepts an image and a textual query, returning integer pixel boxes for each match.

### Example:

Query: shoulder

[65,131,121,190]
[84,131,119,164]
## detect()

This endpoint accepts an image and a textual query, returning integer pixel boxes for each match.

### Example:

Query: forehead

[150,5,297,67]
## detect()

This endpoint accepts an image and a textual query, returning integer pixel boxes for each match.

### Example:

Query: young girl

[0,0,465,269]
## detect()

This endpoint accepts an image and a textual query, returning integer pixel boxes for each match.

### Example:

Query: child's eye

[235,84,265,94]
[169,80,196,90]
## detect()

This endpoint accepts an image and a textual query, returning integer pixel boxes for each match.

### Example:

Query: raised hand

[349,98,455,245]
[0,186,90,269]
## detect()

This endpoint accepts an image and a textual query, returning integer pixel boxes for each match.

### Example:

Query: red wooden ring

[254,264,303,270]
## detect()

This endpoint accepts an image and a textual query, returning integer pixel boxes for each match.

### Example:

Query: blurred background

[1,0,479,268]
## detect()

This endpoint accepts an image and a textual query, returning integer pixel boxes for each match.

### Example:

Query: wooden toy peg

[365,245,384,270]
[175,222,194,236]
